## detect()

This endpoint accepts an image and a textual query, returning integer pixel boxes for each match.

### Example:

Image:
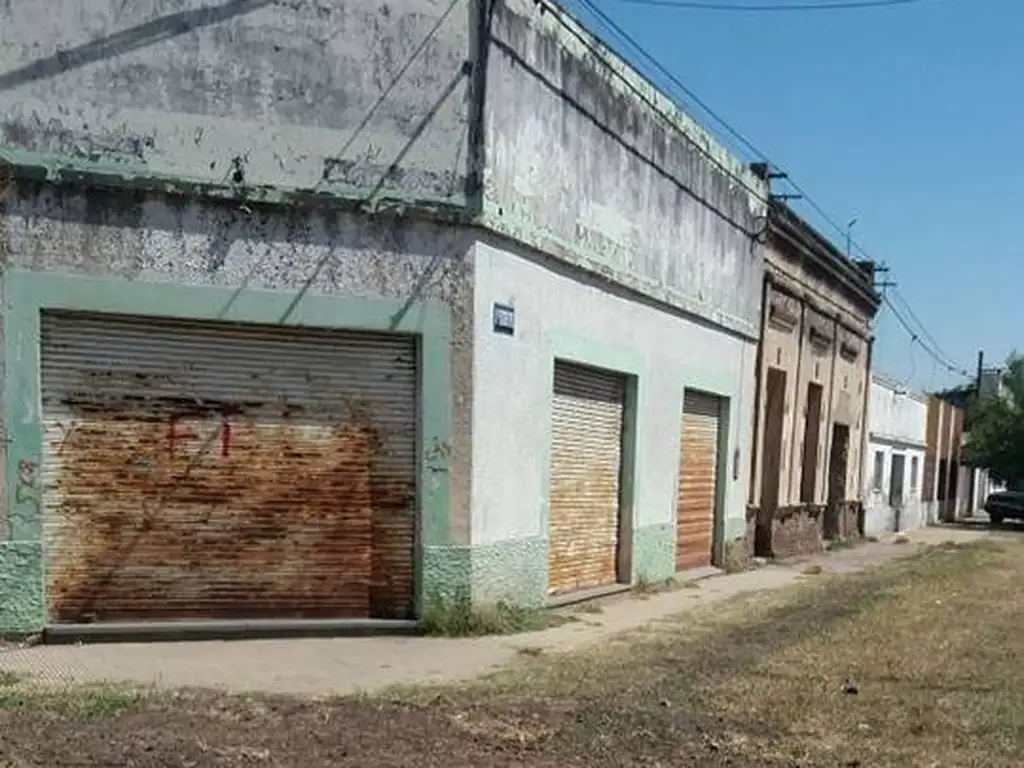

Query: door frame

[889,452,906,531]
[757,367,787,557]
[677,387,731,571]
[3,270,453,629]
[825,422,850,540]
[545,356,640,594]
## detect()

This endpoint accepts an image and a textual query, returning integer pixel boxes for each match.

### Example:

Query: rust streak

[47,399,415,623]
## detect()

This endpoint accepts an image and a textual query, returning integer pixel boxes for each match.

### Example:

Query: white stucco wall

[863,374,929,534]
[470,237,756,552]
[868,374,927,447]
[863,440,926,534]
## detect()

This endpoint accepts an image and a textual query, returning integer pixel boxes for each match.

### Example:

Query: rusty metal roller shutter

[39,311,417,624]
[676,390,722,572]
[548,362,626,595]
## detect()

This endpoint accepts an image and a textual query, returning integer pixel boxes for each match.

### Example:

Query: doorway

[676,391,724,571]
[889,453,906,532]
[757,368,787,557]
[800,382,824,503]
[824,423,850,540]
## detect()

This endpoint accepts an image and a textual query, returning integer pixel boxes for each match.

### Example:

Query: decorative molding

[807,309,834,349]
[839,328,861,361]
[767,292,799,332]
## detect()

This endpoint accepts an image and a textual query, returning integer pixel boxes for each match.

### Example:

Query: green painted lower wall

[632,523,676,583]
[470,537,548,607]
[425,525,691,610]
[421,546,473,602]
[0,542,44,635]
[423,536,548,608]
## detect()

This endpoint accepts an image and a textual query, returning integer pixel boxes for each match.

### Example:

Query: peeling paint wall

[0,181,474,537]
[480,0,767,338]
[0,0,474,204]
[0,180,476,630]
[1,0,777,617]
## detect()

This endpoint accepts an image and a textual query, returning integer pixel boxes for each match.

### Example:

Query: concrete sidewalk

[0,526,999,696]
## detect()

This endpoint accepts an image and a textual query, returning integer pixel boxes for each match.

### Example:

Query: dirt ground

[2,534,1022,766]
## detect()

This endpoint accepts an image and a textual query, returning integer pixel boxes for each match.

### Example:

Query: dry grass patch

[436,538,1024,766]
[690,540,1022,764]
[3,537,1021,767]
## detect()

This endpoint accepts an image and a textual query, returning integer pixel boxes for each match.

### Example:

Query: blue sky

[562,0,1019,393]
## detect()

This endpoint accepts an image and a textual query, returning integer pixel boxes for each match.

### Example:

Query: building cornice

[766,200,882,318]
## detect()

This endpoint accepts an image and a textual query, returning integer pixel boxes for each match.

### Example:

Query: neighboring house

[746,191,881,558]
[0,0,767,636]
[925,391,994,522]
[923,395,968,523]
[863,374,927,535]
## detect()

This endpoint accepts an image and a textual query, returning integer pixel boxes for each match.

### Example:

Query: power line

[570,0,962,380]
[575,0,872,250]
[575,0,886,273]
[610,0,932,10]
[575,0,770,163]
[531,0,777,233]
[882,293,971,378]
[889,288,958,370]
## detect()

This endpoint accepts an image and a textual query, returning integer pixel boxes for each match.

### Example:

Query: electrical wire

[569,0,963,382]
[889,288,957,370]
[529,0,774,231]
[610,0,932,11]
[882,293,971,378]
[573,0,881,257]
[574,0,770,164]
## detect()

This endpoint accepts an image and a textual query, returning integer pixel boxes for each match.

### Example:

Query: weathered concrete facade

[480,0,764,339]
[0,182,476,632]
[464,0,765,605]
[863,373,927,535]
[0,0,766,632]
[0,0,476,206]
[747,198,880,558]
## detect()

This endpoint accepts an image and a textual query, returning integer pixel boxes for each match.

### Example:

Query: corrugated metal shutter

[548,362,626,595]
[39,311,417,623]
[676,390,722,571]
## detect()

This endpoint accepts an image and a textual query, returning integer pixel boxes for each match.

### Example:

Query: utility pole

[976,350,984,396]
[846,218,858,259]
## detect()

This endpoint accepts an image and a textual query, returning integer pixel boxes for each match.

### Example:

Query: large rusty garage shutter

[676,390,722,572]
[548,362,626,595]
[39,311,417,623]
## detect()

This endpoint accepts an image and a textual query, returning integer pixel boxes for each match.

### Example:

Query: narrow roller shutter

[676,390,722,572]
[548,362,626,595]
[40,311,417,623]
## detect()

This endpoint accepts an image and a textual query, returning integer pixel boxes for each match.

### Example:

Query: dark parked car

[984,491,1024,525]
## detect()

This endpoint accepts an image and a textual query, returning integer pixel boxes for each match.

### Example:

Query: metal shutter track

[548,362,625,595]
[40,311,417,623]
[677,391,721,571]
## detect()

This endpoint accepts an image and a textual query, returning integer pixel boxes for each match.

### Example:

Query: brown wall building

[923,395,969,522]
[747,200,881,558]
